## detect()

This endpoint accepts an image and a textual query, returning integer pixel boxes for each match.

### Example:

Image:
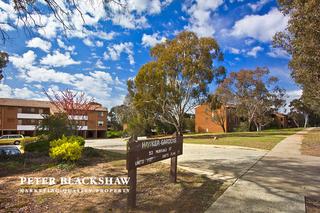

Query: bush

[24,140,50,153]
[82,147,102,158]
[235,122,249,132]
[49,135,85,162]
[50,142,83,161]
[106,130,122,138]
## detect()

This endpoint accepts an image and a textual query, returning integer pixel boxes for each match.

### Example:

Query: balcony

[17,125,37,130]
[17,113,46,119]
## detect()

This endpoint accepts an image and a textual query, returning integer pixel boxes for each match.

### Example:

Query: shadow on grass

[0,148,126,178]
[107,166,226,213]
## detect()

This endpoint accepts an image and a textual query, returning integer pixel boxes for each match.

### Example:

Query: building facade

[0,98,107,138]
[195,104,239,133]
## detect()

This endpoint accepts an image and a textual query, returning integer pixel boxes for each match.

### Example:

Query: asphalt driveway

[85,138,266,181]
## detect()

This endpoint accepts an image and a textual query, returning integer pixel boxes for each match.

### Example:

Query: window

[18,108,22,113]
[98,121,104,126]
[18,120,22,125]
[39,109,43,114]
[98,112,104,117]
[30,108,35,113]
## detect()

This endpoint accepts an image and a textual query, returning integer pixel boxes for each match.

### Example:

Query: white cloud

[141,33,166,47]
[247,46,263,57]
[83,38,95,47]
[111,12,149,29]
[23,66,75,84]
[40,51,80,67]
[248,0,271,11]
[183,0,224,37]
[95,41,104,47]
[95,59,108,69]
[267,47,290,59]
[10,50,36,69]
[127,0,161,14]
[26,37,52,52]
[0,1,17,31]
[104,42,135,65]
[106,0,172,29]
[230,8,289,42]
[228,47,240,54]
[0,83,40,99]
[57,39,75,52]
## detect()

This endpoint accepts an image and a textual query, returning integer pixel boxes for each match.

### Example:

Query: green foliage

[108,105,130,131]
[82,147,102,158]
[235,122,249,132]
[49,135,85,162]
[128,31,224,134]
[127,114,153,136]
[274,0,320,115]
[24,140,50,153]
[106,130,122,138]
[216,67,285,131]
[0,51,9,70]
[37,113,72,141]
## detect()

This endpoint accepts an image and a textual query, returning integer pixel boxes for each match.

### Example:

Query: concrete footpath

[206,129,320,213]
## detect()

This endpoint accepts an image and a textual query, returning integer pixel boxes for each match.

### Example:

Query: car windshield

[0,148,20,155]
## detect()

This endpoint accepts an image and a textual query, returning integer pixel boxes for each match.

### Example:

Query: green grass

[184,128,303,150]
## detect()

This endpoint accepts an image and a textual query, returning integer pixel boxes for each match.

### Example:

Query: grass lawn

[301,128,320,157]
[184,128,303,150]
[0,148,228,212]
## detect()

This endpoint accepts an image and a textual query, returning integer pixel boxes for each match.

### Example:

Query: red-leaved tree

[44,89,98,133]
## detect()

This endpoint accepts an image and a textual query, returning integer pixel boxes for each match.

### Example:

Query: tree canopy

[128,31,225,135]
[274,0,320,114]
[215,67,286,131]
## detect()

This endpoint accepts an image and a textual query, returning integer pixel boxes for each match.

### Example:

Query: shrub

[82,147,102,158]
[106,130,122,138]
[235,122,249,132]
[49,135,85,162]
[50,142,83,161]
[24,140,50,153]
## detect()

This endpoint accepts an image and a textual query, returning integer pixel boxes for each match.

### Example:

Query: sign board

[126,134,183,208]
[126,136,183,170]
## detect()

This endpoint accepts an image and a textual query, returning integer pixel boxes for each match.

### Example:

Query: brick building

[195,104,239,133]
[0,98,107,138]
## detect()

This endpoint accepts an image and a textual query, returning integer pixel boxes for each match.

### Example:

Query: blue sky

[0,0,301,111]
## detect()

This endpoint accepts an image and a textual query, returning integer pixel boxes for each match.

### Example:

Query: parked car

[0,134,25,145]
[0,145,21,156]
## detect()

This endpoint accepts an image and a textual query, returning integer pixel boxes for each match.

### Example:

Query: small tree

[216,67,285,131]
[37,113,72,140]
[0,52,8,80]
[128,31,225,135]
[44,89,98,134]
[290,99,311,128]
[207,95,227,132]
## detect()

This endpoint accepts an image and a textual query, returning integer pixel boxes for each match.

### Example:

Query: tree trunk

[304,113,309,128]
[293,119,299,128]
[221,124,226,133]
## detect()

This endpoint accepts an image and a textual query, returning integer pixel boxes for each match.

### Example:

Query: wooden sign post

[127,134,183,208]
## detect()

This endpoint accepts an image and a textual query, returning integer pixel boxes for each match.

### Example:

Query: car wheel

[14,141,20,145]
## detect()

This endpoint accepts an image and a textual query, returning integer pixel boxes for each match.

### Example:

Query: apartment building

[0,98,107,138]
[195,104,239,133]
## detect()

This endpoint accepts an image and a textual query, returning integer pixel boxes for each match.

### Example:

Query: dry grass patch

[301,128,320,157]
[0,148,227,213]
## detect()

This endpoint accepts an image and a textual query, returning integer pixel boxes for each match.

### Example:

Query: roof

[0,98,51,108]
[0,98,107,112]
